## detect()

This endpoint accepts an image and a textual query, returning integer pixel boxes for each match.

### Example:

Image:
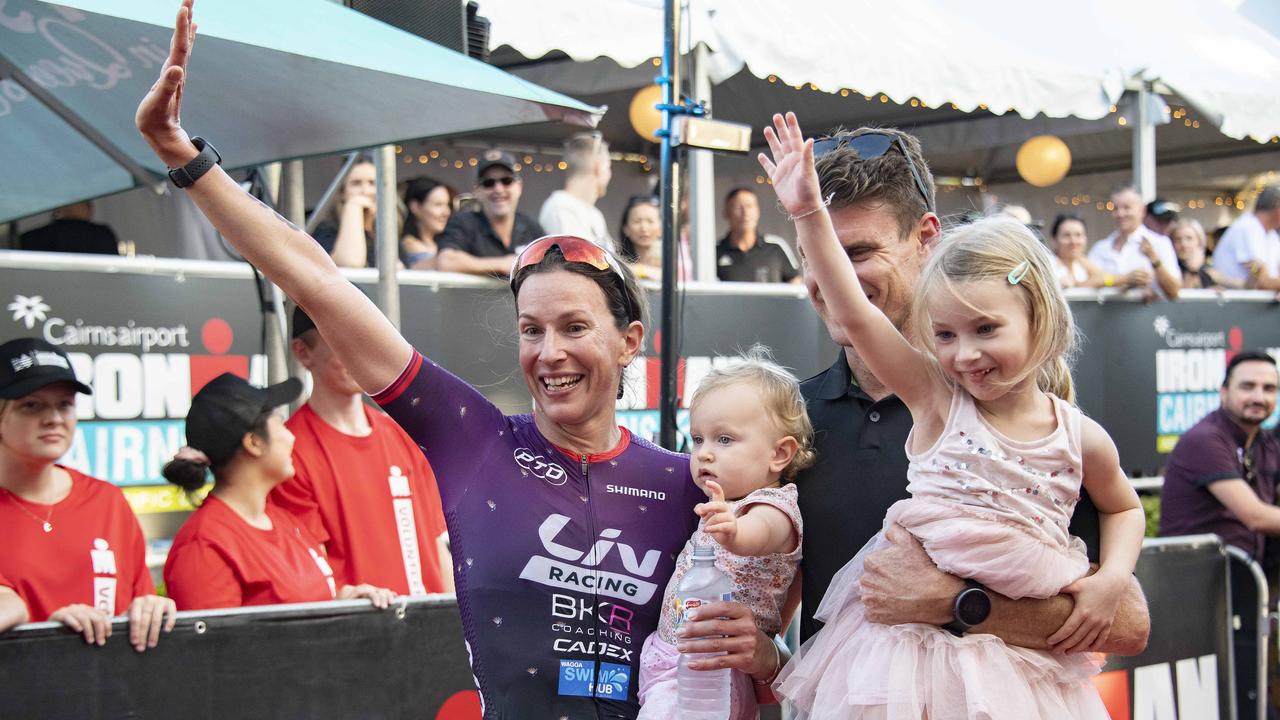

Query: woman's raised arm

[136,0,412,392]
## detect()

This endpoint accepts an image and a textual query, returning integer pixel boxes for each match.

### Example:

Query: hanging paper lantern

[1015,135,1072,187]
[629,85,663,142]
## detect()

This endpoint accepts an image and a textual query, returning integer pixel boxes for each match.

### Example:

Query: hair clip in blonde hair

[1007,260,1031,285]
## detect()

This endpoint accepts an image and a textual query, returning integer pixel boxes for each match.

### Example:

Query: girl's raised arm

[759,113,940,416]
[136,0,412,393]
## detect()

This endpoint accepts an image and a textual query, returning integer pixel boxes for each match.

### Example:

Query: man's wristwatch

[167,137,221,188]
[941,579,991,637]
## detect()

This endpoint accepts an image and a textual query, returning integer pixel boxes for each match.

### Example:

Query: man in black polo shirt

[436,150,544,277]
[716,187,800,284]
[793,126,1148,655]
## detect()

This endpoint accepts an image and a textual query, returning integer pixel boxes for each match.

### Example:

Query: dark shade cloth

[312,220,377,268]
[436,210,544,259]
[18,219,119,255]
[795,352,1101,642]
[1159,407,1280,560]
[715,233,798,283]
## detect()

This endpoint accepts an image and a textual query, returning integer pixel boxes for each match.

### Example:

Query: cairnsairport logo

[6,293,265,490]
[1152,316,1279,454]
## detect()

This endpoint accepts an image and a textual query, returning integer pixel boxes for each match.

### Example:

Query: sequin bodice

[905,390,1083,547]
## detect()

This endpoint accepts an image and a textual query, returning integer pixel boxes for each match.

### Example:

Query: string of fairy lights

[1051,172,1279,211]
[392,146,654,175]
[760,71,1280,145]
[394,64,1279,199]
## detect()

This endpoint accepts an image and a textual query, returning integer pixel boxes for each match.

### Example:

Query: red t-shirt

[163,494,337,610]
[0,467,154,620]
[271,403,448,595]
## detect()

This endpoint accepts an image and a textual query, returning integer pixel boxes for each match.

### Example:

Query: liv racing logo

[514,448,568,486]
[520,514,662,603]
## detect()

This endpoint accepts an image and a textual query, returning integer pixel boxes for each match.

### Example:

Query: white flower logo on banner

[7,295,50,330]
[1152,316,1170,337]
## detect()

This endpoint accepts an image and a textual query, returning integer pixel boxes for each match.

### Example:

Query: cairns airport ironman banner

[2,256,1278,531]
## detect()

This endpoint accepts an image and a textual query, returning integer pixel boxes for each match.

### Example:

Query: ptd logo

[514,448,568,486]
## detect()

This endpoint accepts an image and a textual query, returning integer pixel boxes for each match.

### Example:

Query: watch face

[956,588,992,626]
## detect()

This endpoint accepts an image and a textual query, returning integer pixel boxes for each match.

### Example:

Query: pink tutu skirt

[775,499,1107,720]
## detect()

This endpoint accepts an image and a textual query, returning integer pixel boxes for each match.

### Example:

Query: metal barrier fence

[2,536,1247,719]
[1226,545,1271,720]
[0,596,477,720]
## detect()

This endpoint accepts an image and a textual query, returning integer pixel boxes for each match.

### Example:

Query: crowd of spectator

[8,143,1278,301]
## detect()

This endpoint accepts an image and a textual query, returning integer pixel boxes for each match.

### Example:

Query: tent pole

[282,160,307,404]
[1133,82,1157,201]
[658,0,682,451]
[374,144,401,330]
[258,162,290,386]
[306,153,362,234]
[689,43,717,283]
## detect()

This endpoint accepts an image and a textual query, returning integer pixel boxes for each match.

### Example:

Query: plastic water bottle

[676,542,733,720]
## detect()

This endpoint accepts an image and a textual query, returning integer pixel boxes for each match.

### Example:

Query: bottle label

[674,591,733,628]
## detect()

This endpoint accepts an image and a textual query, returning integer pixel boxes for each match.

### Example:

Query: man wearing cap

[1213,186,1280,290]
[1088,185,1181,298]
[1144,198,1181,238]
[270,307,451,596]
[0,337,175,650]
[436,150,546,277]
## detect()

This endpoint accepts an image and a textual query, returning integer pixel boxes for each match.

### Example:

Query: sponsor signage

[4,259,1279,533]
[1096,537,1231,719]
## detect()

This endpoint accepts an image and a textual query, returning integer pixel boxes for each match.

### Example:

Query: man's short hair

[723,186,755,206]
[1256,186,1280,213]
[813,127,935,238]
[563,133,608,177]
[1223,350,1278,387]
[1110,183,1141,199]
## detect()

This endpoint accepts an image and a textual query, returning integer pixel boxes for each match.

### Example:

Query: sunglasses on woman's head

[511,235,637,323]
[812,132,935,213]
[480,176,517,189]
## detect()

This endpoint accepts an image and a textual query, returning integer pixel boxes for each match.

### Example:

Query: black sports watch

[167,137,221,188]
[942,579,991,637]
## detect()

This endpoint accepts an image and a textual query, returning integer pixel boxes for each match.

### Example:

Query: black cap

[291,305,317,340]
[0,338,92,399]
[1146,199,1181,220]
[476,149,518,181]
[185,373,301,466]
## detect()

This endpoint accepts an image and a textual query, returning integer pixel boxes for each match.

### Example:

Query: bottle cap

[691,540,716,560]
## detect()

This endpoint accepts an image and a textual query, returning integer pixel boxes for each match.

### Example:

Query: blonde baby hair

[689,345,816,480]
[910,216,1079,403]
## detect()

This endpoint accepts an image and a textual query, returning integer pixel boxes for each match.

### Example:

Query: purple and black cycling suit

[375,352,701,719]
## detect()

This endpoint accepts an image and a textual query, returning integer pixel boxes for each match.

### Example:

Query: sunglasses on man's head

[480,176,517,189]
[812,132,935,213]
[510,235,637,322]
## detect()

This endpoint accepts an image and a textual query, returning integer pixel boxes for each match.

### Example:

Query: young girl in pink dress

[638,352,813,719]
[759,113,1145,719]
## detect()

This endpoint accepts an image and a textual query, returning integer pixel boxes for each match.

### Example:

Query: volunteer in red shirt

[0,338,175,650]
[271,306,450,595]
[162,373,396,610]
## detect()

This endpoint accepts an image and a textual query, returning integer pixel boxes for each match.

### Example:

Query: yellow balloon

[629,85,664,143]
[1015,135,1072,187]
